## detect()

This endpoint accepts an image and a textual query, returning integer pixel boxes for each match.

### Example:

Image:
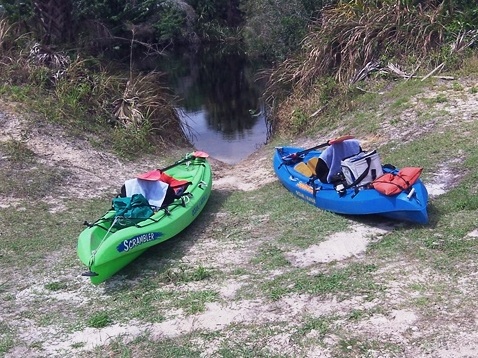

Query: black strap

[345,157,371,189]
[373,173,409,191]
[395,173,411,187]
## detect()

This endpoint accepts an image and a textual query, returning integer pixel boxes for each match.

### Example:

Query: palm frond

[111,72,190,146]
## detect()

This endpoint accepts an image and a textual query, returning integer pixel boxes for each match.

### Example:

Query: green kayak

[77,152,212,284]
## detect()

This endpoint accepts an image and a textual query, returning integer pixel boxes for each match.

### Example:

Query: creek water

[156,46,270,164]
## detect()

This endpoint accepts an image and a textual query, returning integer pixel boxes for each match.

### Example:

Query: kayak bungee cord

[87,216,120,270]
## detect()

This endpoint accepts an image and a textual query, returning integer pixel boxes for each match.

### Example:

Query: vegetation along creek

[0,1,477,357]
[154,45,271,164]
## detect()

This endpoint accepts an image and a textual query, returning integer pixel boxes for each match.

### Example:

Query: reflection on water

[181,107,267,164]
[159,45,270,164]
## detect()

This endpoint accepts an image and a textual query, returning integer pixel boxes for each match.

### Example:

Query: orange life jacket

[372,167,423,196]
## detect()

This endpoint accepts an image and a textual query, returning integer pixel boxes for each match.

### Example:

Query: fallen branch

[355,87,385,95]
[350,60,381,84]
[421,63,445,82]
[406,62,422,81]
[310,105,327,118]
[386,63,412,79]
[451,30,478,53]
[429,75,455,80]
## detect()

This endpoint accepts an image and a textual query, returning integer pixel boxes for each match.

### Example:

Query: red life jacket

[372,167,423,196]
[137,170,189,189]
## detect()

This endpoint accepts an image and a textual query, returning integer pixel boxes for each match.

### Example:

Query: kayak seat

[295,162,314,177]
[294,157,320,177]
[307,157,319,174]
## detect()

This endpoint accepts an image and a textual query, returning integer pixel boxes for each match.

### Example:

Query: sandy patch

[1,78,478,358]
[287,224,391,267]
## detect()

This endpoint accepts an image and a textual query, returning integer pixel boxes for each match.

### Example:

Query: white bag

[341,150,383,187]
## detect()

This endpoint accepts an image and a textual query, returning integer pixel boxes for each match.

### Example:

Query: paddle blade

[328,135,354,145]
[192,150,209,158]
[159,151,210,172]
[137,170,162,181]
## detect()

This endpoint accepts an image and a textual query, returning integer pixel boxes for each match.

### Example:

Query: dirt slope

[1,76,477,358]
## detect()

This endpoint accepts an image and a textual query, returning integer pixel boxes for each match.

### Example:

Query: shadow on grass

[101,188,231,291]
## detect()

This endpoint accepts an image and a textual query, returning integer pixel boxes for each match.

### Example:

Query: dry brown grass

[112,72,190,146]
[264,0,462,135]
[267,0,448,94]
[0,33,189,151]
[0,18,13,49]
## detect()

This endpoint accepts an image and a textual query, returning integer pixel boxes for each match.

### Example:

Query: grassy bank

[1,62,478,357]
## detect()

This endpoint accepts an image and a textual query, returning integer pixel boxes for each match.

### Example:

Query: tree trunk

[33,0,73,44]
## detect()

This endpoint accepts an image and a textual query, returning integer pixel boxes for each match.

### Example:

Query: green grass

[100,287,171,323]
[261,263,382,302]
[0,139,73,199]
[158,264,214,284]
[44,281,68,291]
[0,321,15,355]
[214,323,289,358]
[335,336,402,357]
[294,316,330,337]
[179,290,219,315]
[251,244,290,269]
[83,333,204,358]
[216,181,350,248]
[0,197,108,270]
[87,312,113,328]
[1,70,478,358]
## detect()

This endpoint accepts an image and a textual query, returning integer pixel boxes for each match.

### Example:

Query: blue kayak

[273,146,429,224]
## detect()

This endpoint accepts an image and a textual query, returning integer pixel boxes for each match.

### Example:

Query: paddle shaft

[161,152,208,172]
[288,135,354,158]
